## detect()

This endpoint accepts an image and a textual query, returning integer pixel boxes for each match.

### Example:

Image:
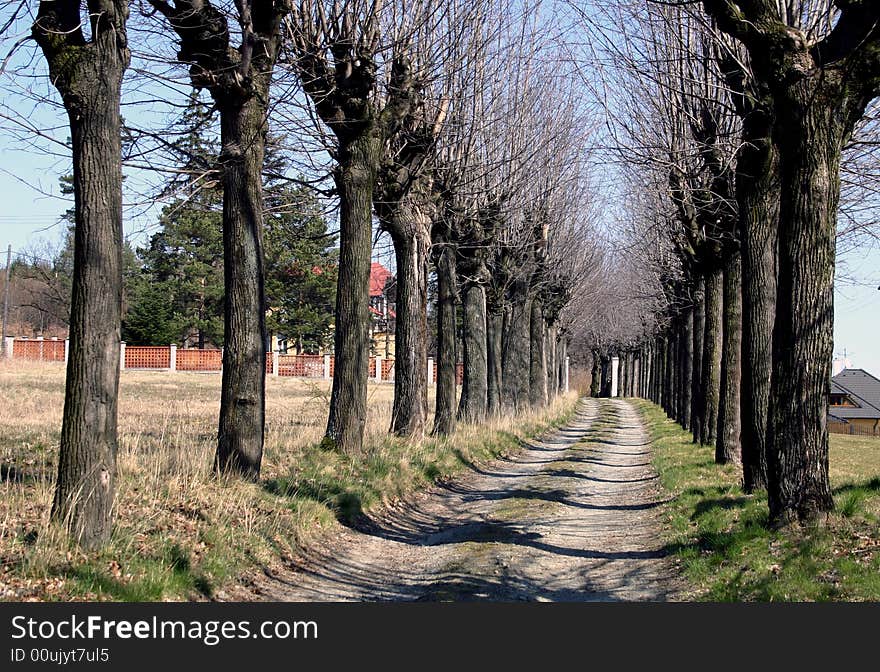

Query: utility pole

[2,244,10,356]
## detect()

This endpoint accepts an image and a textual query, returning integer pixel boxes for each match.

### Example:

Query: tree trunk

[487,308,503,415]
[557,337,567,395]
[717,253,742,464]
[590,349,601,397]
[546,325,557,400]
[389,219,430,436]
[634,351,641,398]
[215,96,269,478]
[657,340,664,405]
[502,279,531,412]
[691,277,705,443]
[37,3,129,549]
[628,350,635,397]
[700,269,722,446]
[656,337,665,407]
[766,86,842,524]
[528,298,547,407]
[325,135,380,451]
[641,346,649,400]
[680,305,694,430]
[663,328,678,420]
[458,281,488,422]
[433,243,458,435]
[738,108,778,492]
[603,354,613,398]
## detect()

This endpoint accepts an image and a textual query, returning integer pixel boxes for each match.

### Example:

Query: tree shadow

[691,497,751,520]
[263,477,365,524]
[833,477,880,496]
[544,468,658,485]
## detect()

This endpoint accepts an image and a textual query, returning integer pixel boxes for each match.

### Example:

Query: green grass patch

[634,400,880,601]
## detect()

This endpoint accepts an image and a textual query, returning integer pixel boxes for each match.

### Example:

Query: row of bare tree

[579,1,880,527]
[2,1,599,548]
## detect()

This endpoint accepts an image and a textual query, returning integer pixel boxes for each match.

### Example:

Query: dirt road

[225,398,679,602]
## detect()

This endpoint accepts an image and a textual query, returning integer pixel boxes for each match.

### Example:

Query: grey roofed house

[828,369,880,425]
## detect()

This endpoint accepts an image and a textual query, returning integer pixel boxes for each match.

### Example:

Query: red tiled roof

[370,262,392,298]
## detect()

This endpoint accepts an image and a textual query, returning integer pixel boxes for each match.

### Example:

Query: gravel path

[224,398,680,602]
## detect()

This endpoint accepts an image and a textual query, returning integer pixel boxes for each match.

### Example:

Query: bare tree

[287,0,428,452]
[373,1,484,437]
[700,0,880,524]
[146,0,290,479]
[29,0,131,548]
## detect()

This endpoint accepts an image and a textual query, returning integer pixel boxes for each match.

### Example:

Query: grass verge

[0,363,578,601]
[634,399,880,601]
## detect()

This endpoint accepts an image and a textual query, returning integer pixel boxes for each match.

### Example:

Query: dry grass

[0,361,577,601]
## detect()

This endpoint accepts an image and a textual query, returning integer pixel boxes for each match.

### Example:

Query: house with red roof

[369,262,396,357]
[271,261,396,357]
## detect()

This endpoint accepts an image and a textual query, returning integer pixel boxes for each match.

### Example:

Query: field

[0,362,577,601]
[636,401,880,601]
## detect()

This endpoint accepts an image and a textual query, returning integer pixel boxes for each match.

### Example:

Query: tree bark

[487,308,503,415]
[528,298,547,407]
[700,268,722,446]
[766,85,844,523]
[215,95,269,478]
[546,325,557,400]
[326,135,381,451]
[716,253,742,465]
[691,277,705,443]
[388,216,430,436]
[502,278,531,411]
[738,107,778,492]
[433,242,458,435]
[590,349,601,398]
[36,0,129,550]
[600,354,612,399]
[458,281,488,422]
[634,351,641,398]
[657,337,666,407]
[666,327,676,417]
[680,305,694,430]
[557,336,567,395]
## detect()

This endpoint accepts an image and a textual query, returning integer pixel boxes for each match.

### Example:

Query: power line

[1,244,11,354]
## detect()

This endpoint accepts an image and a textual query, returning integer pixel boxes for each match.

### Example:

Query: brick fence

[2,337,471,385]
